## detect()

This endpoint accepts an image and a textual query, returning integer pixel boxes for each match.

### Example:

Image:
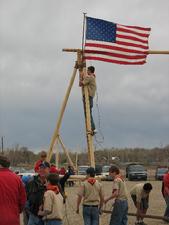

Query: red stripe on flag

[85,43,149,54]
[119,24,151,31]
[117,27,150,38]
[116,41,149,49]
[84,56,146,65]
[116,34,148,44]
[84,50,147,60]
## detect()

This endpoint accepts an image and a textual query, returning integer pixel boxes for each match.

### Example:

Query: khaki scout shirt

[130,183,149,203]
[43,190,64,220]
[78,180,103,205]
[112,177,128,200]
[82,74,96,97]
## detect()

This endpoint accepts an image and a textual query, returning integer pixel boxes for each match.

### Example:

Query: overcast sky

[0,0,169,152]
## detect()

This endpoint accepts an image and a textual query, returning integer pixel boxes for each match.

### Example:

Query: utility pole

[1,136,4,154]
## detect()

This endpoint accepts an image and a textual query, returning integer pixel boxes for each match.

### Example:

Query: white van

[102,165,112,181]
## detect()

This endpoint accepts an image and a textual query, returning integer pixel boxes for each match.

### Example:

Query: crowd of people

[1,152,169,225]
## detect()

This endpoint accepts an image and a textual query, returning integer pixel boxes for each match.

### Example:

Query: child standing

[38,173,64,225]
[104,165,128,225]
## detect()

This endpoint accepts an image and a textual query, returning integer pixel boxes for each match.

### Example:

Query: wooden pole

[54,141,59,168]
[102,210,165,220]
[83,82,95,167]
[55,150,59,168]
[148,50,169,54]
[77,50,95,168]
[63,48,169,55]
[58,135,75,168]
[75,152,78,171]
[47,63,78,161]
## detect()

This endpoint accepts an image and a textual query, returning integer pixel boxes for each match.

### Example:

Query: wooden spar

[75,152,78,171]
[53,139,59,167]
[83,81,95,167]
[77,50,95,167]
[63,48,169,55]
[47,62,78,161]
[66,174,102,181]
[102,210,165,220]
[57,135,75,168]
[148,50,169,54]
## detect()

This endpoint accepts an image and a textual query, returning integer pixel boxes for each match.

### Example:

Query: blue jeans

[83,205,99,225]
[164,195,169,217]
[83,96,95,131]
[109,199,128,225]
[45,220,62,225]
[28,214,44,225]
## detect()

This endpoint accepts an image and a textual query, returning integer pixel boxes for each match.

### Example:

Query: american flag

[84,17,151,65]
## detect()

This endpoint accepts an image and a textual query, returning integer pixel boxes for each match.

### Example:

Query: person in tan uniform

[76,167,104,225]
[38,173,64,225]
[130,183,153,225]
[104,165,128,225]
[80,66,97,135]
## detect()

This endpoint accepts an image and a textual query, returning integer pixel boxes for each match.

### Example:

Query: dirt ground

[63,180,167,225]
[21,180,168,225]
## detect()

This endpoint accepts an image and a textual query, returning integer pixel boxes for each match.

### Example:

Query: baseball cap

[39,161,50,169]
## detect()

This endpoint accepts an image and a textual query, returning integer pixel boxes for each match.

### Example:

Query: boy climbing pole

[79,66,97,135]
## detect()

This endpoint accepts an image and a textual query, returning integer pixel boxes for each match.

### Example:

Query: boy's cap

[50,166,59,173]
[86,167,95,175]
[39,161,50,169]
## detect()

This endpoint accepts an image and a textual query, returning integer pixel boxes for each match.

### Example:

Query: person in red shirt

[0,155,26,225]
[59,167,66,175]
[34,151,48,173]
[163,172,169,221]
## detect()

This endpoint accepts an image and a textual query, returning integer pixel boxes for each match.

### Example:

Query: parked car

[78,165,89,175]
[78,165,102,176]
[126,164,147,181]
[95,165,102,175]
[102,165,112,181]
[155,166,168,180]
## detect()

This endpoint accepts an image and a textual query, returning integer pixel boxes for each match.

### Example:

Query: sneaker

[92,129,98,135]
[163,216,169,222]
[139,222,147,225]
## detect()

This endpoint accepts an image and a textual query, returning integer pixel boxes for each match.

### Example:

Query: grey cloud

[0,0,169,151]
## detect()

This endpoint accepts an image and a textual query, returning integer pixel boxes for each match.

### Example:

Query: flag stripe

[85,53,146,62]
[85,45,146,56]
[84,17,151,65]
[117,27,150,38]
[118,24,151,31]
[116,40,148,49]
[117,34,149,44]
[85,42,149,53]
[117,30,149,41]
[85,50,146,59]
[85,55,146,65]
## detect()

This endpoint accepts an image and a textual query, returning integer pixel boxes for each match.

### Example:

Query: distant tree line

[1,144,169,167]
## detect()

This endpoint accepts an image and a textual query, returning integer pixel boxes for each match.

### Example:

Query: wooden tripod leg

[77,51,95,168]
[58,135,75,169]
[47,63,78,161]
[53,138,59,167]
[83,84,95,167]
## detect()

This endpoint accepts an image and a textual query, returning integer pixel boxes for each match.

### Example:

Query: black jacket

[26,172,71,215]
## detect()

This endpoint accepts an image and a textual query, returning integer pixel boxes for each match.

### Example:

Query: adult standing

[0,155,26,225]
[26,161,50,225]
[104,165,128,225]
[34,151,48,173]
[76,167,104,225]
